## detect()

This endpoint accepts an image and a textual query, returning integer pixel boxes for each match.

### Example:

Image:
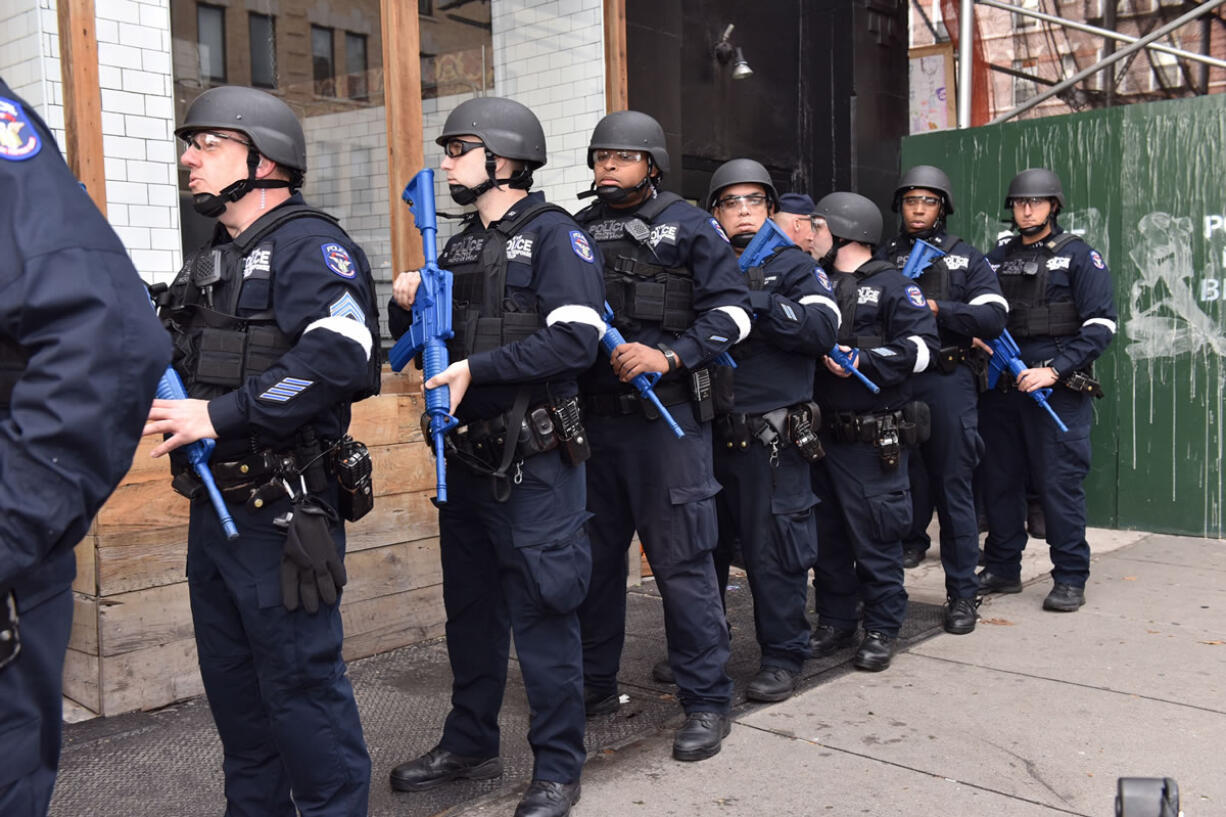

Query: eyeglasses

[443,139,487,158]
[901,194,942,208]
[810,215,826,230]
[181,130,252,153]
[1011,196,1050,209]
[716,194,768,212]
[592,149,645,166]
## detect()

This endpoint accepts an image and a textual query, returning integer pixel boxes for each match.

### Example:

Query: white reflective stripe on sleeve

[714,305,753,342]
[546,304,607,335]
[1084,317,1117,334]
[908,335,931,373]
[303,315,373,360]
[799,294,842,329]
[969,293,1010,311]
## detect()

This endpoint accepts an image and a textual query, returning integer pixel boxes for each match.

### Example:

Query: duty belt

[715,402,824,463]
[182,441,333,509]
[584,379,691,417]
[930,345,970,375]
[446,395,590,485]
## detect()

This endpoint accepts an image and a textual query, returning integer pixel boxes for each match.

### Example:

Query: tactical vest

[996,232,1081,338]
[832,260,895,349]
[160,204,381,402]
[443,199,568,361]
[577,191,697,334]
[0,337,28,411]
[884,233,960,302]
[730,245,791,363]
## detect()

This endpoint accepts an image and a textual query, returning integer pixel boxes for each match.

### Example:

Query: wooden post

[381,1,425,276]
[603,0,628,113]
[57,0,107,216]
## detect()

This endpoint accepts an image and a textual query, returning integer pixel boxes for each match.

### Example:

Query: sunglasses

[443,139,487,158]
[181,130,252,153]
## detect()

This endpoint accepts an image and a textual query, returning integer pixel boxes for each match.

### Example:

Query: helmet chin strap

[577,158,657,202]
[818,236,849,272]
[450,147,532,206]
[730,232,754,249]
[192,147,291,217]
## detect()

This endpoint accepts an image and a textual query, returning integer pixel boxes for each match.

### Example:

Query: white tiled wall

[1,0,604,295]
[0,0,180,285]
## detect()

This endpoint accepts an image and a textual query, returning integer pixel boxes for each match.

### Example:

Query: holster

[1062,370,1104,399]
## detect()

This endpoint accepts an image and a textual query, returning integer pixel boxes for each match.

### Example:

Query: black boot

[672,712,731,761]
[745,666,798,702]
[943,596,978,635]
[1042,583,1085,612]
[976,569,1023,595]
[651,658,675,684]
[389,746,502,792]
[902,545,925,568]
[1026,499,1046,538]
[852,631,895,672]
[583,686,620,717]
[514,780,581,817]
[809,624,856,657]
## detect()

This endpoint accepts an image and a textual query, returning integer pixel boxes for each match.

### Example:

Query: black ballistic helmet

[814,192,883,246]
[706,158,780,211]
[436,96,547,169]
[1004,167,1065,209]
[587,110,670,174]
[175,86,307,174]
[893,164,955,214]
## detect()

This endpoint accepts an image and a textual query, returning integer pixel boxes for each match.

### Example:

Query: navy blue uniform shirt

[453,192,606,422]
[200,193,379,449]
[817,260,940,415]
[880,230,1008,348]
[577,193,753,394]
[986,227,1117,375]
[0,79,169,604]
[735,245,840,413]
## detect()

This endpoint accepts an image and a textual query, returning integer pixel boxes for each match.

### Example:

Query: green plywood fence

[902,94,1226,538]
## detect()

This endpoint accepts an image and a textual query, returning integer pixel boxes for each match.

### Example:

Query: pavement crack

[914,654,1226,716]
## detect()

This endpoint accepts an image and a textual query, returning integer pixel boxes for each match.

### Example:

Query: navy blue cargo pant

[902,366,984,600]
[579,407,732,714]
[187,486,371,817]
[812,440,911,637]
[714,441,817,673]
[0,584,73,817]
[979,385,1094,588]
[437,449,589,784]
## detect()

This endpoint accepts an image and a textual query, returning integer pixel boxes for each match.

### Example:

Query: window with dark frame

[312,25,335,97]
[197,3,226,82]
[249,13,276,89]
[345,32,368,100]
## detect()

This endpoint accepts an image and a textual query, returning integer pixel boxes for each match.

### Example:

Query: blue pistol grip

[155,369,239,540]
[829,346,880,394]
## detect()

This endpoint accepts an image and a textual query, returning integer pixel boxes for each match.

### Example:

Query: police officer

[978,168,1116,612]
[145,86,379,816]
[0,77,169,817]
[809,192,939,671]
[771,192,817,256]
[877,165,1008,634]
[706,160,839,701]
[387,97,603,817]
[572,111,752,761]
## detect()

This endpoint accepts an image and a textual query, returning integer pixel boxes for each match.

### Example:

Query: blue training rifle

[985,329,1069,433]
[600,302,685,439]
[147,294,238,540]
[387,168,460,503]
[901,237,945,280]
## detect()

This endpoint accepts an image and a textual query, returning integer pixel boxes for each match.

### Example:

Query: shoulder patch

[814,268,831,291]
[330,291,366,323]
[1090,250,1106,270]
[709,218,730,243]
[904,284,927,308]
[0,96,41,161]
[569,230,594,263]
[321,242,356,278]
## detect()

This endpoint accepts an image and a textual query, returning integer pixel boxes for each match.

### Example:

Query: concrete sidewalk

[459,527,1226,817]
[52,526,1224,817]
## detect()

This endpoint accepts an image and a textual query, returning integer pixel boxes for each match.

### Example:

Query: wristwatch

[657,343,680,373]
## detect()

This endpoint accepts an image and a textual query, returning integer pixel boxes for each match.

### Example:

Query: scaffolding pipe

[958,0,974,128]
[977,0,1226,70]
[988,0,1226,124]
